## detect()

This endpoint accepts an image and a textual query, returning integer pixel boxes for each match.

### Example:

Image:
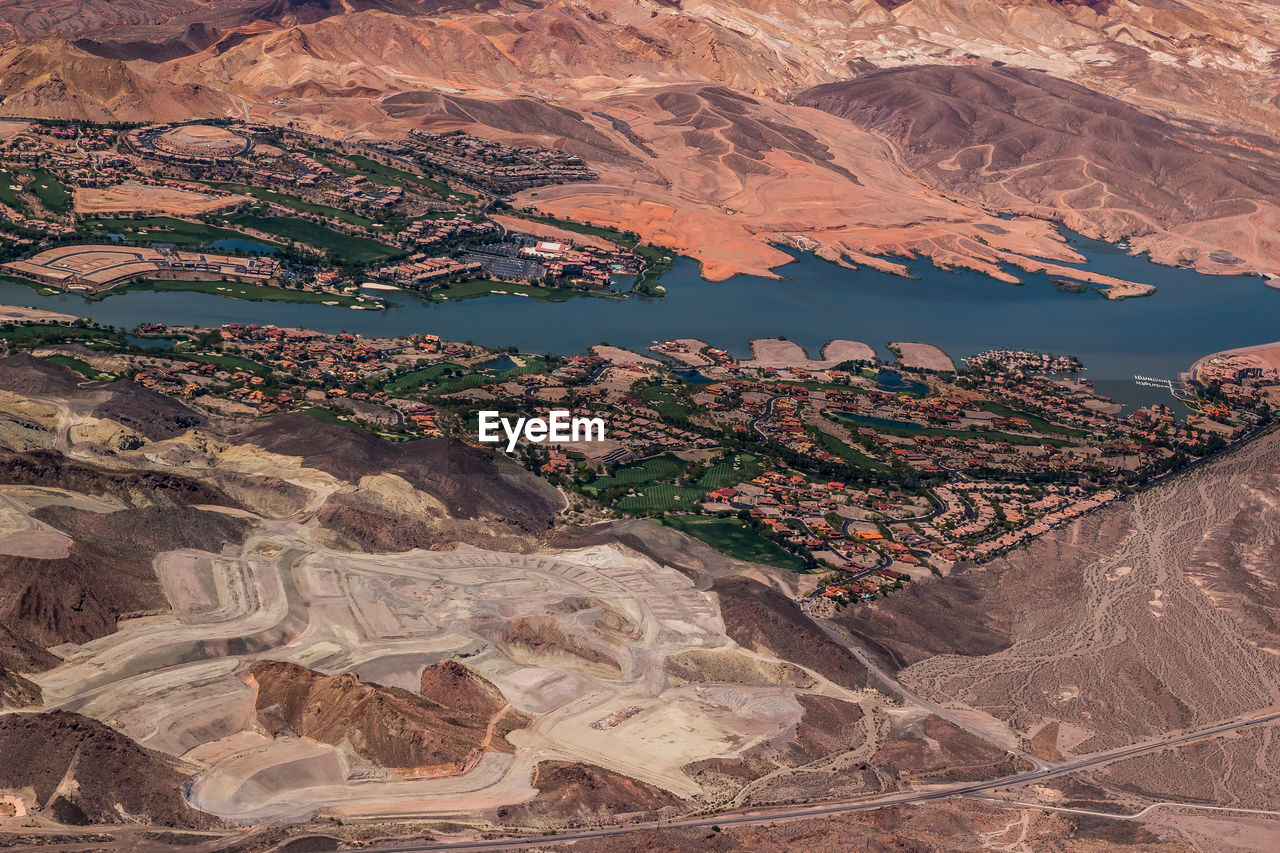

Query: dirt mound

[0,666,40,707]
[238,413,560,532]
[494,761,684,826]
[91,380,207,440]
[314,494,446,552]
[663,648,814,688]
[0,353,83,396]
[247,660,528,775]
[0,449,237,508]
[0,711,215,828]
[418,659,508,717]
[500,615,621,676]
[833,566,1013,674]
[0,506,250,646]
[712,578,868,691]
[0,621,55,707]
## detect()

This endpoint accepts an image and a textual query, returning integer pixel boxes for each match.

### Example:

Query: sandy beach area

[0,305,81,324]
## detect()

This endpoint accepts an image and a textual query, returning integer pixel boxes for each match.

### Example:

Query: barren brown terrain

[0,0,1275,284]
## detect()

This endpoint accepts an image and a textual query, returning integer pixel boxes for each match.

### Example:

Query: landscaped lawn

[815,430,892,473]
[168,351,273,376]
[0,168,30,214]
[696,454,763,489]
[108,279,365,307]
[614,483,708,514]
[830,412,1075,447]
[206,182,378,228]
[29,169,72,215]
[85,217,280,249]
[0,324,123,349]
[314,150,467,201]
[976,402,1091,438]
[638,384,692,420]
[584,454,685,496]
[658,515,808,571]
[40,354,107,380]
[225,214,403,264]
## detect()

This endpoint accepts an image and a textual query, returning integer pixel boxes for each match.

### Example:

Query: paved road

[365,708,1280,852]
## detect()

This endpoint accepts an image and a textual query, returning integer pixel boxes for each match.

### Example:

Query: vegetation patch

[225,214,402,265]
[104,279,364,307]
[84,217,279,249]
[659,515,807,570]
[29,169,72,215]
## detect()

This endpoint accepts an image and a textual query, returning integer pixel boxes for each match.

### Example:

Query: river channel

[2,232,1276,408]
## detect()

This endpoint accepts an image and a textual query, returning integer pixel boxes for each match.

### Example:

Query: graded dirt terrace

[74,181,247,215]
[26,524,834,822]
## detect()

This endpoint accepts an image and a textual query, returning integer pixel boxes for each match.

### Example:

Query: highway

[362,707,1280,852]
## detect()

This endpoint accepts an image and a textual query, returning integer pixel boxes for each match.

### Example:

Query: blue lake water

[477,354,518,371]
[875,369,929,395]
[673,368,715,384]
[207,238,279,254]
[2,231,1277,408]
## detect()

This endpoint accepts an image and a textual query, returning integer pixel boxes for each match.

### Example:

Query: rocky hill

[0,711,215,827]
[247,659,529,775]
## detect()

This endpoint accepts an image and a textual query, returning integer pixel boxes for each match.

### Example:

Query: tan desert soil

[500,614,621,676]
[74,182,246,215]
[547,801,1192,851]
[0,305,80,324]
[796,65,1280,280]
[489,214,624,252]
[889,342,956,372]
[663,648,815,689]
[236,412,561,532]
[590,345,660,366]
[90,379,208,440]
[741,339,876,370]
[0,449,236,508]
[0,353,84,397]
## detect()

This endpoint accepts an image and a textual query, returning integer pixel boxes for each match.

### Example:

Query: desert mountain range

[0,0,1277,281]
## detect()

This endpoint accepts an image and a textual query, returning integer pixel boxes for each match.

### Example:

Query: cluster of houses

[965,349,1082,375]
[1193,352,1280,408]
[404,129,597,193]
[372,255,484,289]
[394,218,496,250]
[519,239,634,288]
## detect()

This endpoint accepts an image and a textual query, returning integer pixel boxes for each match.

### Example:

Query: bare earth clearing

[74,182,247,215]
